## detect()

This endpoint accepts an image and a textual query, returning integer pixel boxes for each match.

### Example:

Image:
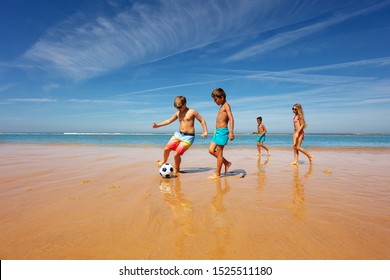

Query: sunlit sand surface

[0,144,389,259]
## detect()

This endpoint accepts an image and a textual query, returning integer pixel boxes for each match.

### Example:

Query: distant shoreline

[2,143,390,152]
[1,133,390,148]
[1,132,390,136]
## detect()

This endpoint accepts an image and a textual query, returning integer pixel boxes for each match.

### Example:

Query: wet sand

[0,143,389,260]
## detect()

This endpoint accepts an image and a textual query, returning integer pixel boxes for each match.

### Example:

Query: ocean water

[1,132,390,147]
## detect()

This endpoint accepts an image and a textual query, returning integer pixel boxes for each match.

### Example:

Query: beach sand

[0,143,389,260]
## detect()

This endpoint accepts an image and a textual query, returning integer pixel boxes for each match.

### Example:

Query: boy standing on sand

[153,96,208,174]
[252,116,270,156]
[208,88,235,179]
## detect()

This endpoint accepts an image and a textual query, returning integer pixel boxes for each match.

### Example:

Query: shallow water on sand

[0,144,389,259]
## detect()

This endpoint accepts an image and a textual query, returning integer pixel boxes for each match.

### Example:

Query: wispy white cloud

[291,56,390,73]
[225,0,390,62]
[8,98,57,103]
[104,55,389,107]
[243,71,375,86]
[67,98,143,105]
[117,77,236,97]
[21,1,252,80]
[19,0,353,81]
[209,56,390,87]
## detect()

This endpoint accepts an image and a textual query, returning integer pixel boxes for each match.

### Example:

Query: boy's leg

[157,147,171,167]
[209,143,231,177]
[265,145,270,155]
[260,142,270,155]
[173,140,193,173]
[223,151,232,174]
[209,141,217,157]
[158,136,179,167]
[173,152,181,174]
[215,145,224,176]
[209,142,220,178]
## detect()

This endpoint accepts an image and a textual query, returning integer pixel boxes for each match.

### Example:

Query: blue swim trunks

[212,128,229,146]
[257,134,266,142]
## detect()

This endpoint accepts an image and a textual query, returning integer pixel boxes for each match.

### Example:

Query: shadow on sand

[179,167,214,174]
[224,169,247,178]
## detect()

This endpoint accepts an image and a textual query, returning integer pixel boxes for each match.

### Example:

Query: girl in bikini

[291,103,313,165]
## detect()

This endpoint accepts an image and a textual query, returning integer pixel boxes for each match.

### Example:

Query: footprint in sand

[68,196,80,200]
[109,185,120,189]
[81,180,91,184]
[323,170,333,174]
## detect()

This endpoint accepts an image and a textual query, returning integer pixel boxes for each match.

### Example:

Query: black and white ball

[159,163,174,178]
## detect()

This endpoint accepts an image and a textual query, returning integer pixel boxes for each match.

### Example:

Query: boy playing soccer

[153,96,208,174]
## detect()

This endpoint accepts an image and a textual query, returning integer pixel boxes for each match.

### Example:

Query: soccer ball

[159,163,174,178]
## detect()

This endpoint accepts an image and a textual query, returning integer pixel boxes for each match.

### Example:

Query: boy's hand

[152,123,158,128]
[229,131,234,141]
[201,132,208,138]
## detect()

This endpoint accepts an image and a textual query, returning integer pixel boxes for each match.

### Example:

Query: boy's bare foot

[290,161,298,165]
[173,168,180,175]
[208,174,221,179]
[267,150,271,156]
[224,162,232,174]
[309,156,314,165]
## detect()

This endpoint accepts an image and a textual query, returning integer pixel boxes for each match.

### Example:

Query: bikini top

[293,116,299,123]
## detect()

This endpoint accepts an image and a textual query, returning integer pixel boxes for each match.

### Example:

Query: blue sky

[1,0,389,134]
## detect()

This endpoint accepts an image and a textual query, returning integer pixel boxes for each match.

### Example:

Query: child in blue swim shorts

[212,128,229,146]
[252,116,270,156]
[208,88,235,179]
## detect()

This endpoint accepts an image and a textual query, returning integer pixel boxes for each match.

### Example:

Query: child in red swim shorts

[153,96,208,174]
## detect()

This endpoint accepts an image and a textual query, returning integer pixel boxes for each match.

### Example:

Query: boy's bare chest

[258,125,265,132]
[179,111,193,122]
[217,107,227,119]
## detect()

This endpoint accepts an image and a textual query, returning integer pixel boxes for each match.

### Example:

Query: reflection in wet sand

[159,176,195,257]
[210,178,231,259]
[292,165,312,221]
[1,145,389,259]
[256,155,270,195]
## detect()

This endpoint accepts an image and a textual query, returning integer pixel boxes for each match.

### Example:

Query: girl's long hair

[294,103,307,129]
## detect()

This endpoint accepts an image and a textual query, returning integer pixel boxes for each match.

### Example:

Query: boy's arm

[194,110,208,138]
[152,113,178,128]
[225,103,235,140]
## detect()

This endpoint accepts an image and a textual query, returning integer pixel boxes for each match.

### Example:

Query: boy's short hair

[174,96,186,107]
[211,88,226,99]
[257,116,262,121]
